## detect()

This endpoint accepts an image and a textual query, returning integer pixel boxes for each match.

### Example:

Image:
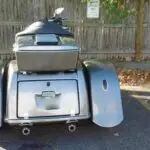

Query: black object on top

[16,20,73,37]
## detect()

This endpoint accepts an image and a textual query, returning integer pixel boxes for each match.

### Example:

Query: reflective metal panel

[14,45,80,71]
[5,60,90,125]
[18,80,79,117]
[84,60,123,128]
[0,69,3,127]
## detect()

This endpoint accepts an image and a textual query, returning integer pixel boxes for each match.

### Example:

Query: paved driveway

[0,90,150,150]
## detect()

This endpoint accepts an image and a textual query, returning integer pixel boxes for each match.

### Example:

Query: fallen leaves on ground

[117,68,150,86]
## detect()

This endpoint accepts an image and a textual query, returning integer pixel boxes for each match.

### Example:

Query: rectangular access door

[18,80,79,118]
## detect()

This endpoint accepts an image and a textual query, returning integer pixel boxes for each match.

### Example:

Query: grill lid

[16,20,73,37]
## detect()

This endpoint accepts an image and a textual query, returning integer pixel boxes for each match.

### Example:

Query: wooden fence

[0,0,150,62]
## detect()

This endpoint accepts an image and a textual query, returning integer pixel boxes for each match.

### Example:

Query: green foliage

[102,0,135,24]
[81,0,136,24]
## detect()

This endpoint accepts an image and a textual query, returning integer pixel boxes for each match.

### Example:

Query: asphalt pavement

[0,90,150,150]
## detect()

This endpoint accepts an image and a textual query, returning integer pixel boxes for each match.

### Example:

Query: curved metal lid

[13,45,80,52]
[16,20,73,37]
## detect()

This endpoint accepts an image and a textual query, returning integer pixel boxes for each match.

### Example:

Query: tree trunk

[134,0,145,61]
[44,0,49,20]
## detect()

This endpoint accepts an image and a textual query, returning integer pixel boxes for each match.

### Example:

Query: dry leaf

[117,68,150,86]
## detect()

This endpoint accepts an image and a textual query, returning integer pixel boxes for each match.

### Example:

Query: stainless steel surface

[14,45,79,71]
[0,68,3,127]
[6,61,18,120]
[18,80,79,117]
[5,115,89,125]
[13,45,80,51]
[84,60,124,128]
[5,60,90,125]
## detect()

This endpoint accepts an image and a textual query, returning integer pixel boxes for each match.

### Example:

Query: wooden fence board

[0,0,149,61]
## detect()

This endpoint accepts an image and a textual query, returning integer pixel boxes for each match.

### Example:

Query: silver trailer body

[3,60,123,128]
[0,9,124,135]
[4,60,90,125]
[14,45,79,72]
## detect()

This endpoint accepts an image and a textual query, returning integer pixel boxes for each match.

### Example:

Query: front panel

[18,80,79,118]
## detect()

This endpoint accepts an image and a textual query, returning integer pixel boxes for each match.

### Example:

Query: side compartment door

[84,61,123,128]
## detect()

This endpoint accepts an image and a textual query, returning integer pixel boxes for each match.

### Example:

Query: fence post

[44,0,49,20]
[134,0,145,61]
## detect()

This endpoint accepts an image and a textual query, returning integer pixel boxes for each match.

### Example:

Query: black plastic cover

[16,20,73,37]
